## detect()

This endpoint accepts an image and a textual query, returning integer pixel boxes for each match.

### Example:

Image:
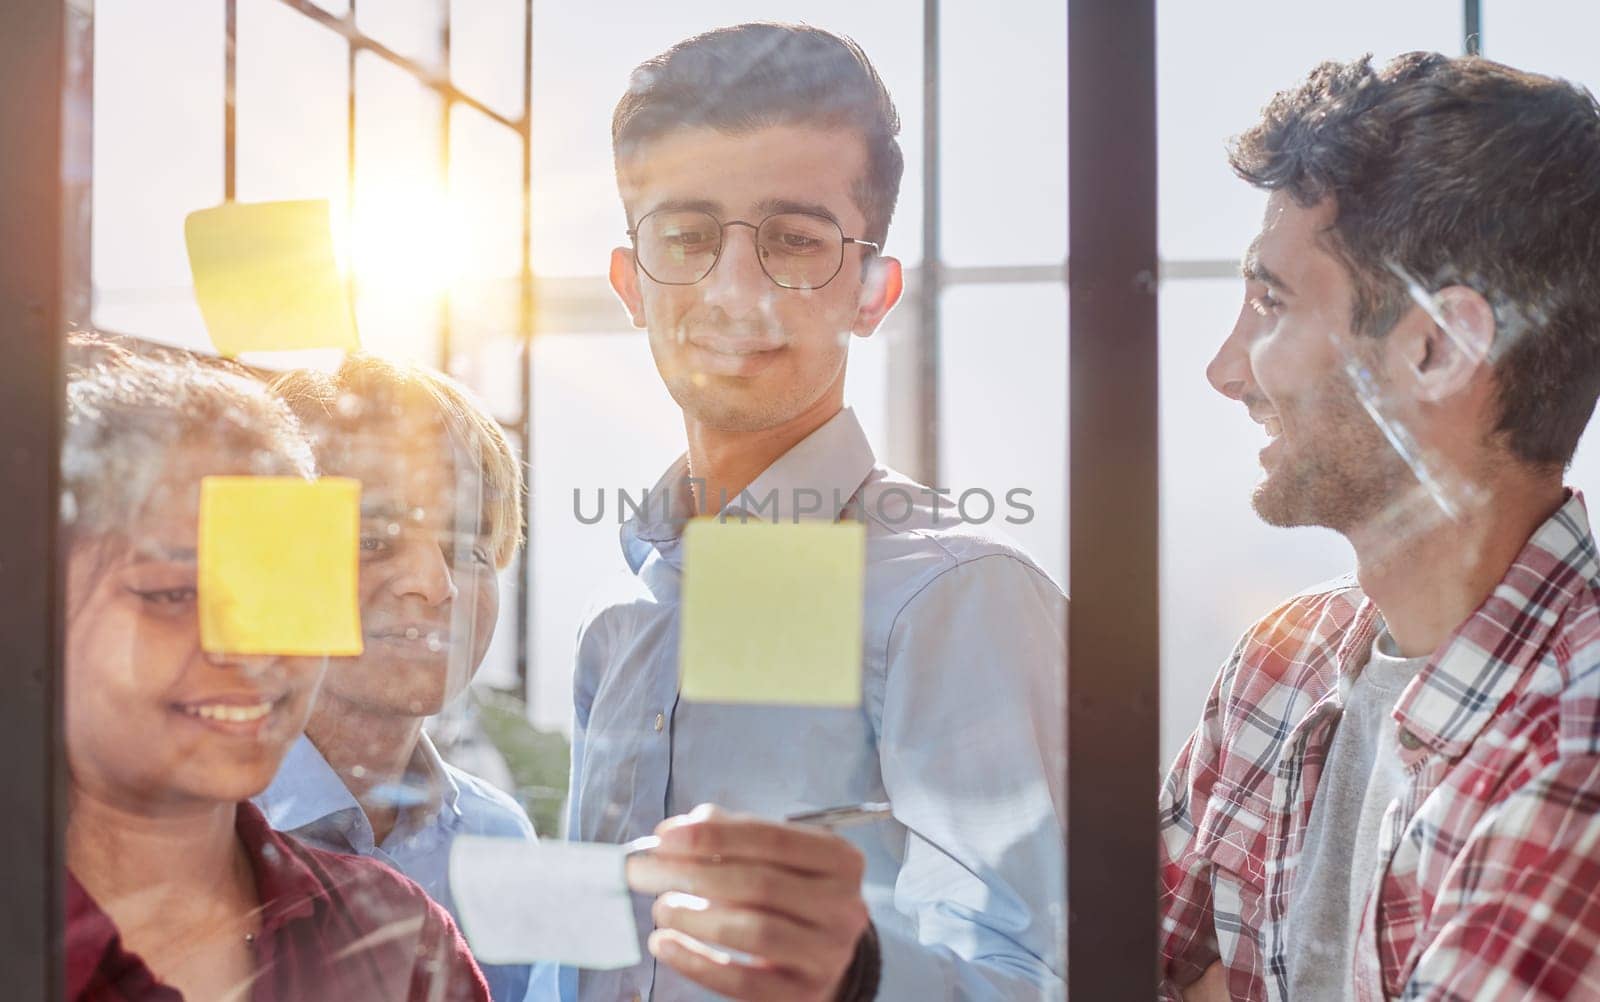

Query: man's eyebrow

[1240,242,1296,296]
[642,198,723,220]
[754,198,841,225]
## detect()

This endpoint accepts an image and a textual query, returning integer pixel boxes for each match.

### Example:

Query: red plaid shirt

[1159,491,1600,1001]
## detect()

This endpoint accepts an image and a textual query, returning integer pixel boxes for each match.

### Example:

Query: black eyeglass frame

[625,209,882,290]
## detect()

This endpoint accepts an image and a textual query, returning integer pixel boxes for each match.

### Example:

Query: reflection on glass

[64,5,1077,1001]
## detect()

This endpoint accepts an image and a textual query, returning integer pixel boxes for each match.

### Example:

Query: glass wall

[57,1,1072,999]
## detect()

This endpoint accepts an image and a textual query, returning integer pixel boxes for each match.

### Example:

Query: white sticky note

[449,836,641,969]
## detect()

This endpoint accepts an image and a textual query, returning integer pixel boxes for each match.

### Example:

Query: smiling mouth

[369,627,450,644]
[174,697,282,724]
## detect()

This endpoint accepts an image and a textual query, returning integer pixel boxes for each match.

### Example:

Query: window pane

[939,0,1066,268]
[236,0,348,207]
[447,105,526,418]
[91,0,223,350]
[1484,0,1600,89]
[1157,0,1461,262]
[352,52,446,364]
[357,0,446,69]
[529,332,684,733]
[450,0,527,119]
[938,283,1067,585]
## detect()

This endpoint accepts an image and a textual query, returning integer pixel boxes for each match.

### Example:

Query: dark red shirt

[66,802,490,1002]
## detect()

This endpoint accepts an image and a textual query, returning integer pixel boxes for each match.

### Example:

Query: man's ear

[1401,284,1496,403]
[851,255,904,338]
[609,246,647,329]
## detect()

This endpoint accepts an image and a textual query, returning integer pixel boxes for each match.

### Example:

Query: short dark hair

[612,22,904,249]
[1229,53,1600,468]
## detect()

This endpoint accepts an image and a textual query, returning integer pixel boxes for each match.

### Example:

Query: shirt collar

[621,406,878,571]
[412,730,463,819]
[256,732,461,839]
[1395,489,1599,757]
[237,800,327,932]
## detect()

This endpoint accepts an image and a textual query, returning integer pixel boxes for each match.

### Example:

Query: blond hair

[270,354,524,568]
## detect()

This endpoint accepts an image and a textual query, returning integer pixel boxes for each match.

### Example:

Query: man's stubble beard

[1250,377,1411,535]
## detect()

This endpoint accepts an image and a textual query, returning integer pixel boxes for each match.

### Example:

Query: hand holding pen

[624,801,891,1002]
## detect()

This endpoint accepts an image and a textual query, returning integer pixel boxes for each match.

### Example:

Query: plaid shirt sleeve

[1400,753,1600,1001]
[1157,636,1249,999]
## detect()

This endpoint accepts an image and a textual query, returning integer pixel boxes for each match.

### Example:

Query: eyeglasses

[626,209,881,291]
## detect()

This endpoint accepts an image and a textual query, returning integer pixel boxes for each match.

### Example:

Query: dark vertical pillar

[1066,1,1160,997]
[0,0,85,997]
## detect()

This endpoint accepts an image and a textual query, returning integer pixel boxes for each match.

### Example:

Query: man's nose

[702,223,772,306]
[389,535,458,607]
[1206,317,1254,402]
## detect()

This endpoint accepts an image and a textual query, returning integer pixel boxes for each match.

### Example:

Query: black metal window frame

[225,0,540,690]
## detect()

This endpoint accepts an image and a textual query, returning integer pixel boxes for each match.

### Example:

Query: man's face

[1206,192,1411,532]
[320,421,500,719]
[612,124,900,432]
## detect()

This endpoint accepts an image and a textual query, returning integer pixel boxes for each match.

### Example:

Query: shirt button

[1398,728,1423,750]
[654,712,665,732]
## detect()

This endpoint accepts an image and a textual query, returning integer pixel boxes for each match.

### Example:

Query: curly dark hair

[612,22,904,250]
[1229,52,1600,468]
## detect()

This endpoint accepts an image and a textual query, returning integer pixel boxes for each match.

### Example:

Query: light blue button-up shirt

[256,732,551,1002]
[565,407,1066,1001]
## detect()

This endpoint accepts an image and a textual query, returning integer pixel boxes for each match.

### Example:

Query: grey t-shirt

[1286,627,1427,1001]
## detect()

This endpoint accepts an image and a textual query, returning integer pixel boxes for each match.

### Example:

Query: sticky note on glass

[679,520,866,706]
[450,836,641,969]
[184,199,359,356]
[198,476,363,656]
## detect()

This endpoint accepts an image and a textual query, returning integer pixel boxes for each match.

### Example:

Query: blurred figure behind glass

[255,354,545,1002]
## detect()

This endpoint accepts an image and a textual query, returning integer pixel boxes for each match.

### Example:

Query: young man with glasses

[1160,54,1600,1001]
[565,22,1067,1002]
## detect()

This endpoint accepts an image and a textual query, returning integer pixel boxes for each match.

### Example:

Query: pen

[784,801,893,829]
[622,801,894,856]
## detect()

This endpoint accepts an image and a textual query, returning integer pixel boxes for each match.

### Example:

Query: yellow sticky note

[198,476,363,656]
[679,520,866,707]
[184,199,359,356]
